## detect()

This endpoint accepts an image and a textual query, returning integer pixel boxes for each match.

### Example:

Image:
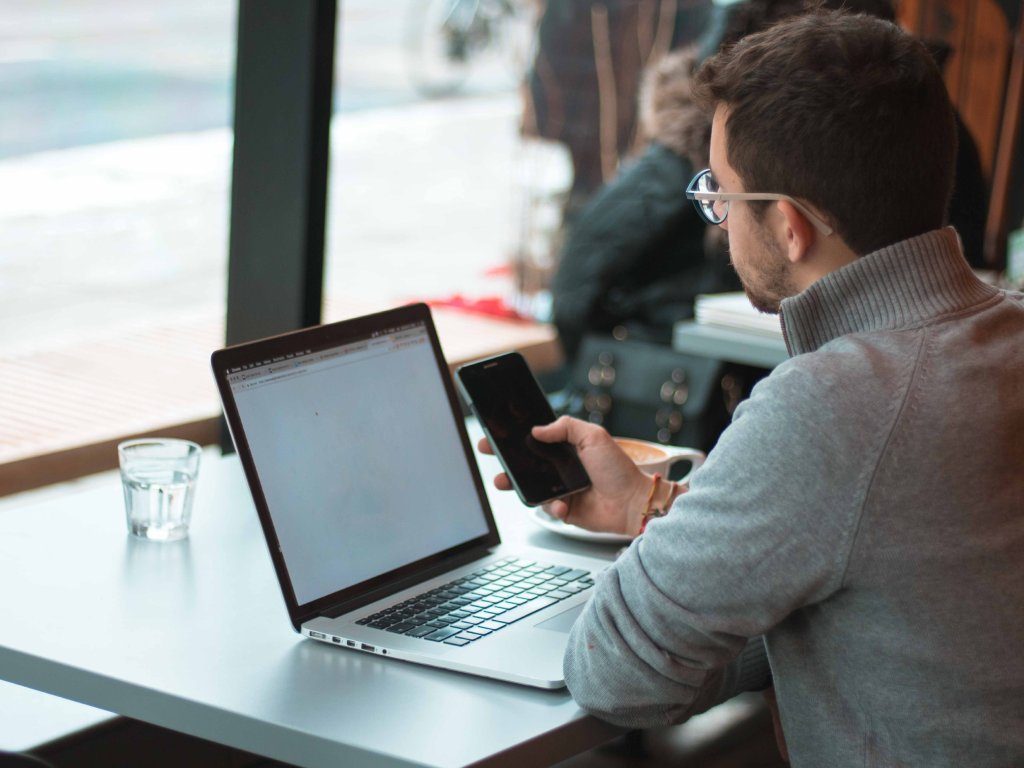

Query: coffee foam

[615,438,667,464]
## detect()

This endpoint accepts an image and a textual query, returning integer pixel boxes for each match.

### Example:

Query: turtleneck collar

[779,227,1000,356]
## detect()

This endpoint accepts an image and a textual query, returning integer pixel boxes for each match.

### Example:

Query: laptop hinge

[320,543,496,619]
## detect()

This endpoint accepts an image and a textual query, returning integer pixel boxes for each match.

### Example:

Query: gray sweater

[564,228,1024,766]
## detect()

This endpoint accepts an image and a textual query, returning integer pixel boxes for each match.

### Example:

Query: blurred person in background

[550,49,739,360]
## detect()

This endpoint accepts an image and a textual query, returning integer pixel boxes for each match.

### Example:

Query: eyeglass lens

[697,170,728,225]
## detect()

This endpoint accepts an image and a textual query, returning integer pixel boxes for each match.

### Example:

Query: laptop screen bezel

[211,303,501,630]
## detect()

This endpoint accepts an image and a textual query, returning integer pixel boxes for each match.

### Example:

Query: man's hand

[477,415,651,536]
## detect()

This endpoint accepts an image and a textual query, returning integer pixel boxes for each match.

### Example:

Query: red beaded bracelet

[639,473,676,534]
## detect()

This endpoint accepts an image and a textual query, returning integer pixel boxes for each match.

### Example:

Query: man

[482,9,1024,766]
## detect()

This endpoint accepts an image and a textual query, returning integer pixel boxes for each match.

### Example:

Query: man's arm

[562,356,883,726]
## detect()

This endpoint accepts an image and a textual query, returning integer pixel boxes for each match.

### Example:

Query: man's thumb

[532,415,575,444]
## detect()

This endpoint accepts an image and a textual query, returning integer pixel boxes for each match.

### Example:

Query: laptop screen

[224,318,490,607]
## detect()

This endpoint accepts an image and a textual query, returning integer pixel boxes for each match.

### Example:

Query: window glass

[324,0,713,330]
[325,0,567,321]
[0,2,236,473]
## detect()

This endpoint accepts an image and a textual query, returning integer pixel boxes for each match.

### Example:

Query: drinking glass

[118,438,201,541]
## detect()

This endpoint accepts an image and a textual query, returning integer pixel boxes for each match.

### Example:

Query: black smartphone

[456,352,591,507]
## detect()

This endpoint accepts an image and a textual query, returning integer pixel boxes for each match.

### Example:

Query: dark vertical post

[225,0,336,345]
[222,0,337,450]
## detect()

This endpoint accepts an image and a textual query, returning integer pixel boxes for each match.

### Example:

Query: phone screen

[458,353,590,506]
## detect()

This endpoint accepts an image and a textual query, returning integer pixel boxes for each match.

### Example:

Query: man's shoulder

[756,330,923,406]
[732,330,924,449]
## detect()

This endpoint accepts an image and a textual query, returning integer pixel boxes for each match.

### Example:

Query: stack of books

[694,292,783,338]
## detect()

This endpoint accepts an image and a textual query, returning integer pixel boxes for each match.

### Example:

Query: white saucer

[529,507,633,544]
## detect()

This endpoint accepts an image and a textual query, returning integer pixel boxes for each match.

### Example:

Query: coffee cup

[613,437,705,485]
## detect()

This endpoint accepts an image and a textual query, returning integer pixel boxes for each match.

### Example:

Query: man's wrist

[631,474,678,537]
[628,473,654,537]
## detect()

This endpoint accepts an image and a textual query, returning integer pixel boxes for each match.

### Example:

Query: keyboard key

[455,631,479,641]
[452,621,473,629]
[496,596,559,623]
[355,618,372,625]
[543,566,571,576]
[467,627,492,636]
[507,596,528,605]
[562,569,590,582]
[443,637,471,646]
[548,590,572,599]
[494,601,517,610]
[406,626,436,638]
[423,627,460,641]
[477,610,499,619]
[449,610,472,619]
[480,620,504,631]
[386,622,416,634]
[464,617,484,625]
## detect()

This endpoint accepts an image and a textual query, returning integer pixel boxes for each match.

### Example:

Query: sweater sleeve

[563,353,890,727]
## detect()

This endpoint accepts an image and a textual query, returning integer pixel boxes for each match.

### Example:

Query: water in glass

[122,467,195,541]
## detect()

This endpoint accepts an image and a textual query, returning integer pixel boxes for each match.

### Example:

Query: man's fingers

[493,473,512,491]
[477,437,494,455]
[545,499,569,519]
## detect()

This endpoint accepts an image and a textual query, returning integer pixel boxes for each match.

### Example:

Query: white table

[0,441,624,767]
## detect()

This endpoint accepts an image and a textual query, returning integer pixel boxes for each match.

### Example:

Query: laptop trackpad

[535,603,585,634]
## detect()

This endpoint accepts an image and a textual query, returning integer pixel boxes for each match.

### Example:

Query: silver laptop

[211,303,609,689]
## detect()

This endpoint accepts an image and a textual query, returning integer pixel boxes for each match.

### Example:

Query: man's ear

[776,200,815,265]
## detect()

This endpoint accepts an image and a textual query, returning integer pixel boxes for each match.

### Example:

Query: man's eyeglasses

[685,168,834,236]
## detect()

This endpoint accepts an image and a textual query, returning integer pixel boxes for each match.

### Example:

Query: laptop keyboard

[355,557,594,647]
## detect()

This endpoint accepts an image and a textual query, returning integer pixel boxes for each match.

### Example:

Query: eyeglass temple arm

[689,191,834,236]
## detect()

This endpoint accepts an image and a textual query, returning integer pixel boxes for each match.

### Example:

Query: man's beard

[737,224,797,315]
